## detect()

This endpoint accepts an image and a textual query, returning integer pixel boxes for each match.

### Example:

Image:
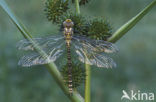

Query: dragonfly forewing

[17,35,65,67]
[72,35,118,53]
[16,35,64,51]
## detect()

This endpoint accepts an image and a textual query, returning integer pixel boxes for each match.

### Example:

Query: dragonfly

[17,19,118,94]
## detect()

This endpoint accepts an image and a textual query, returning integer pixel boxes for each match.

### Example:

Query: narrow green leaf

[0,0,32,38]
[75,0,80,14]
[0,0,84,102]
[108,0,156,43]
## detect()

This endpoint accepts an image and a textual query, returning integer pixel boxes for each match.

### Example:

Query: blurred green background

[0,0,156,102]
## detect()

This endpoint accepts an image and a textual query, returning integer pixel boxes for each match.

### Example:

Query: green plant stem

[0,0,84,102]
[108,0,156,43]
[75,0,80,14]
[74,0,91,101]
[85,64,91,102]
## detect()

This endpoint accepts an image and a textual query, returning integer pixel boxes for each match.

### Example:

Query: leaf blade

[108,0,156,43]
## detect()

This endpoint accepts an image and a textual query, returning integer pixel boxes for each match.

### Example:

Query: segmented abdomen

[66,44,73,94]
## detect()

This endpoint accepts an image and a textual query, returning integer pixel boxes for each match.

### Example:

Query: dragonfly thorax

[64,27,73,45]
[63,19,74,45]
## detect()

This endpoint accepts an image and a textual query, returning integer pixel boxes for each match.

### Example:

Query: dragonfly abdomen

[66,44,73,94]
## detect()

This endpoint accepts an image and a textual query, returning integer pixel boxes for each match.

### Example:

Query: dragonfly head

[63,19,74,28]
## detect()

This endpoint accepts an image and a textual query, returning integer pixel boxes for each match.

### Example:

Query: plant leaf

[0,0,84,101]
[108,0,156,43]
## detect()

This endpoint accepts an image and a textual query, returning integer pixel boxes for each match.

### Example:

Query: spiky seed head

[87,18,112,40]
[61,62,86,88]
[44,0,69,24]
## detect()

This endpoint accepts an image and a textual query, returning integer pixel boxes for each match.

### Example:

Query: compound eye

[63,19,74,27]
[66,19,71,22]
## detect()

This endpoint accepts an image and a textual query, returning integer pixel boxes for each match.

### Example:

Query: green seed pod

[60,61,86,88]
[44,0,69,23]
[87,18,112,40]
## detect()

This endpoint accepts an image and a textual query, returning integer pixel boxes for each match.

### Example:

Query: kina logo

[121,90,154,101]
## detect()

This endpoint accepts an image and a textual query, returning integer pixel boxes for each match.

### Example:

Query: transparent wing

[16,35,64,51]
[17,35,66,67]
[73,35,118,53]
[72,35,118,68]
